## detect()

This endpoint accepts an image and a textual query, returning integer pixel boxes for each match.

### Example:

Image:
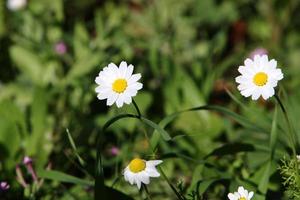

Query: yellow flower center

[112,79,127,93]
[239,198,246,200]
[129,158,146,173]
[253,72,268,86]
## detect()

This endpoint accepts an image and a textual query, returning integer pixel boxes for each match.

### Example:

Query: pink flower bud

[23,156,32,165]
[0,182,10,191]
[249,48,268,59]
[109,146,120,156]
[55,42,67,55]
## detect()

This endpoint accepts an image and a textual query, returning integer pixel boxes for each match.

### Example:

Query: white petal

[145,167,160,177]
[227,193,237,200]
[108,63,119,75]
[237,84,249,91]
[123,94,132,104]
[116,95,124,108]
[261,86,274,100]
[235,75,248,84]
[139,172,150,184]
[238,186,246,197]
[146,160,163,167]
[251,90,261,100]
[244,58,254,67]
[107,93,118,106]
[248,191,254,199]
[119,61,128,77]
[241,87,254,97]
[130,82,143,90]
[127,172,135,185]
[128,74,142,83]
[136,178,142,190]
[238,66,254,77]
[97,92,109,100]
[268,59,277,70]
[125,64,134,79]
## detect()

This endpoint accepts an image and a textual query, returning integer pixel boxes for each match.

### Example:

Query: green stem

[158,167,186,200]
[132,99,141,118]
[274,94,297,156]
[132,100,184,199]
[143,184,152,200]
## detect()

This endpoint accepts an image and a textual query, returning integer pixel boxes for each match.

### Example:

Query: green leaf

[197,178,228,196]
[27,87,51,168]
[9,46,43,85]
[37,170,93,186]
[141,117,171,141]
[269,105,278,159]
[258,161,271,195]
[66,129,86,166]
[150,104,267,150]
[98,186,134,200]
[205,143,255,158]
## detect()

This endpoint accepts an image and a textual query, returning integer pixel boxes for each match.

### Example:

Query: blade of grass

[37,169,93,186]
[66,129,85,166]
[151,105,268,150]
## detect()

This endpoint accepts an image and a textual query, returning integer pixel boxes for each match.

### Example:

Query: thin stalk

[132,100,184,199]
[132,99,141,118]
[274,94,297,156]
[158,167,186,200]
[143,184,152,200]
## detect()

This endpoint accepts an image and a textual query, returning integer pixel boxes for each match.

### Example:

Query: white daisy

[228,186,254,200]
[236,55,283,100]
[7,0,27,11]
[95,61,143,108]
[123,158,162,189]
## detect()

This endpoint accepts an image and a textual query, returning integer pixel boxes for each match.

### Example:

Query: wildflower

[228,186,254,200]
[95,61,143,108]
[55,42,67,55]
[123,158,162,189]
[236,55,283,100]
[7,0,26,11]
[23,156,38,182]
[109,146,120,156]
[249,48,268,59]
[297,155,300,162]
[0,181,10,191]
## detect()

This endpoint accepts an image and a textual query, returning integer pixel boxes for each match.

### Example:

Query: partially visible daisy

[7,0,27,11]
[123,158,162,189]
[228,186,254,200]
[297,155,300,162]
[236,55,283,100]
[95,61,143,108]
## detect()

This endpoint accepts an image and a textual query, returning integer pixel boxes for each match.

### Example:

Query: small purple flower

[109,146,120,156]
[23,156,38,182]
[23,156,32,165]
[249,48,268,59]
[55,42,67,55]
[0,182,10,191]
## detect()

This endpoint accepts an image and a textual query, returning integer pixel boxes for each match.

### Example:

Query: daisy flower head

[236,55,283,100]
[228,186,254,200]
[95,61,143,108]
[7,0,27,11]
[123,158,162,189]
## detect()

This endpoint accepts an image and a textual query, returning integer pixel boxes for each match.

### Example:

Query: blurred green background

[1,0,300,199]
